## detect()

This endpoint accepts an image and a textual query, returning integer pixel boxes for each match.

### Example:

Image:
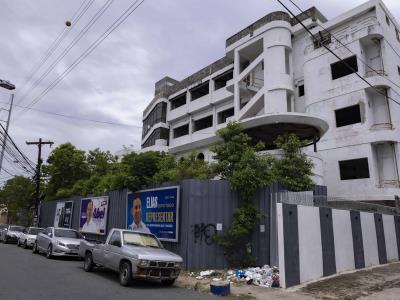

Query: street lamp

[0,78,15,179]
[0,79,15,90]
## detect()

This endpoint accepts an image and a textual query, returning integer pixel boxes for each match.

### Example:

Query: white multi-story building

[141,0,400,202]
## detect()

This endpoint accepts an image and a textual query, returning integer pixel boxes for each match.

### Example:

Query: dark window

[170,93,186,110]
[339,158,370,180]
[313,32,331,49]
[142,102,167,138]
[193,115,213,132]
[331,55,358,80]
[298,85,305,97]
[197,153,205,160]
[335,104,361,127]
[214,69,233,90]
[173,124,189,138]
[386,15,390,26]
[190,81,209,101]
[218,107,234,124]
[142,128,169,148]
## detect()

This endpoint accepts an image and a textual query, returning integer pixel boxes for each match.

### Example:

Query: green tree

[272,134,314,191]
[42,143,90,200]
[211,122,274,266]
[87,148,118,176]
[0,176,35,225]
[153,151,213,183]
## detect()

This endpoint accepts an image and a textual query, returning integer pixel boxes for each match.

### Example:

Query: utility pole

[26,138,54,225]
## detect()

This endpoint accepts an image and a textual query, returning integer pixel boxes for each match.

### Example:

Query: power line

[15,0,98,107]
[0,101,140,128]
[14,0,145,121]
[16,0,94,99]
[287,0,400,98]
[276,0,400,107]
[0,123,36,173]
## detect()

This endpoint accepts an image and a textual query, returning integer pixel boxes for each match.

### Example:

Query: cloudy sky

[0,0,399,179]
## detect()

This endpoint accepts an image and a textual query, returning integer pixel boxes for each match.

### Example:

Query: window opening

[339,158,370,180]
[313,32,331,49]
[173,124,189,138]
[190,81,209,101]
[170,93,186,110]
[214,69,233,90]
[331,55,358,80]
[193,115,213,132]
[335,104,361,127]
[298,84,305,97]
[217,108,234,124]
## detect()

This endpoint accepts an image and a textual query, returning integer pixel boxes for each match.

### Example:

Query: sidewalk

[176,262,400,300]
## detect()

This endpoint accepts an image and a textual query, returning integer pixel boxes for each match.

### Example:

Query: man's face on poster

[132,198,142,225]
[87,201,94,221]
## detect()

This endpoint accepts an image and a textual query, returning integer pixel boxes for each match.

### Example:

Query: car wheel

[46,244,53,259]
[32,241,38,253]
[17,239,21,247]
[84,252,94,272]
[161,279,176,286]
[4,237,8,244]
[119,261,132,286]
[23,241,27,249]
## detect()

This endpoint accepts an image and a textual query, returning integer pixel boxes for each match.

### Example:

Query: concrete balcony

[167,104,189,122]
[188,94,211,115]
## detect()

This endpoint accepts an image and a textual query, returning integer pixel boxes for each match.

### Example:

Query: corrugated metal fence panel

[252,186,271,266]
[39,201,56,228]
[184,179,239,269]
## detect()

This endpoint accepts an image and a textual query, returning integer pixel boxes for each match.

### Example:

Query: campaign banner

[79,196,109,235]
[54,201,73,228]
[127,186,180,242]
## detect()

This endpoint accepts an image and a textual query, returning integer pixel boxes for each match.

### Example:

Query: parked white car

[33,227,85,258]
[17,227,43,248]
[0,225,25,244]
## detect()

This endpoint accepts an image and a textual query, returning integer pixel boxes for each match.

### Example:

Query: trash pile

[189,265,280,288]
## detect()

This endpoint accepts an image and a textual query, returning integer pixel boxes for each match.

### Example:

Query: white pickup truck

[79,228,183,286]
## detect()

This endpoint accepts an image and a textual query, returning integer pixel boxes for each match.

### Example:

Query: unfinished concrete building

[141,0,400,202]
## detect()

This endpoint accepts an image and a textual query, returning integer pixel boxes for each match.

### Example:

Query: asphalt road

[0,242,218,300]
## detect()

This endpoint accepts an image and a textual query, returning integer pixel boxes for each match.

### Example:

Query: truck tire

[119,261,132,286]
[46,244,53,259]
[84,252,94,272]
[161,279,176,286]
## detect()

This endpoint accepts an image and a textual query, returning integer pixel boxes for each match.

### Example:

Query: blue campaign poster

[126,186,179,242]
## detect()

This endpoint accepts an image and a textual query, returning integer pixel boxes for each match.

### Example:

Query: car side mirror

[47,233,52,237]
[112,240,121,247]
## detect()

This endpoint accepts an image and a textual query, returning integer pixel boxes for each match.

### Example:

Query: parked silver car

[17,227,43,248]
[79,228,183,286]
[0,225,25,244]
[33,227,85,258]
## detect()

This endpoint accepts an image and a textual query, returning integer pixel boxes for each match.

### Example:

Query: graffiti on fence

[192,223,216,245]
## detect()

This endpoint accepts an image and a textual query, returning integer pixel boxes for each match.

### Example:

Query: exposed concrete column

[234,49,240,119]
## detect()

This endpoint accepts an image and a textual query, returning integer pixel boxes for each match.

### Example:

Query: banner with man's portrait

[79,196,109,235]
[54,201,73,228]
[126,186,179,242]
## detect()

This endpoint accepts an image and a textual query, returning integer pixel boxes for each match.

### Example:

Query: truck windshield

[123,232,162,248]
[9,226,24,232]
[54,229,82,239]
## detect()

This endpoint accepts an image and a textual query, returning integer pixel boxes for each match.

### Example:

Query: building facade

[141,0,400,202]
